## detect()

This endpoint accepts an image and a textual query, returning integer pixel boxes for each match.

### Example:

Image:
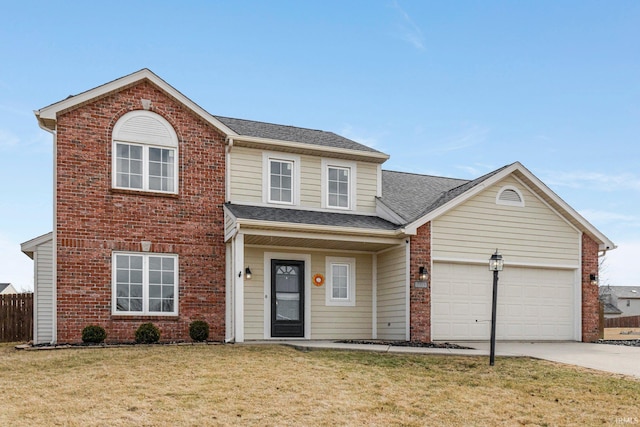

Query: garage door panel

[432,262,577,341]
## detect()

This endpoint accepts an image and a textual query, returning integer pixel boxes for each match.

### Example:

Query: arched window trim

[112,110,179,194]
[496,185,525,207]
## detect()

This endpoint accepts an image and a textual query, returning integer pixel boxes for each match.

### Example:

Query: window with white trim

[325,257,356,306]
[269,159,293,204]
[263,152,300,206]
[112,111,179,194]
[113,252,179,316]
[322,159,356,210]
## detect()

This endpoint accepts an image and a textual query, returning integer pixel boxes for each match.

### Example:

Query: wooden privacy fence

[605,315,640,328]
[0,293,33,342]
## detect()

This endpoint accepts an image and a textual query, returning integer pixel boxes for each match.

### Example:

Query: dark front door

[271,260,304,337]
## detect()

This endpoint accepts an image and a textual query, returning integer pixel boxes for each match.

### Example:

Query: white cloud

[340,124,382,149]
[390,1,425,50]
[605,240,640,286]
[430,125,490,153]
[579,209,640,228]
[541,170,640,192]
[0,233,34,292]
[0,129,20,150]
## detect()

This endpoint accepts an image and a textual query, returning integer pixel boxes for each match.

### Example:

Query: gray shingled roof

[379,164,513,224]
[214,116,383,154]
[602,302,623,315]
[603,286,640,299]
[225,203,399,231]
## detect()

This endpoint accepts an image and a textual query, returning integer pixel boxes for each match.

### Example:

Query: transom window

[325,257,356,306]
[112,110,178,194]
[269,159,293,204]
[113,252,178,316]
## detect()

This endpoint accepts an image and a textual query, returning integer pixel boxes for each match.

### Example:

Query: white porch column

[234,232,245,343]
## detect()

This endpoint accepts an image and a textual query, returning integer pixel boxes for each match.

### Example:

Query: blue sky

[1,1,639,291]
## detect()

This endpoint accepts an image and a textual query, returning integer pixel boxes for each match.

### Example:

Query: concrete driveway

[459,341,640,379]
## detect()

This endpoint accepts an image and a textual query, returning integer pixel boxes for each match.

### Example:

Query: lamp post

[489,249,504,366]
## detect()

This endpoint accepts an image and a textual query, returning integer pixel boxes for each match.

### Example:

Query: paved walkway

[276,340,640,379]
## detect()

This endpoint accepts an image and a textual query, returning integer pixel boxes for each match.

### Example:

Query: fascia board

[242,227,404,247]
[513,164,617,251]
[236,218,404,238]
[35,69,238,137]
[20,231,53,257]
[232,135,390,163]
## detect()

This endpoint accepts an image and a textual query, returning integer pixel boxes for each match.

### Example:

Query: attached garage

[431,262,578,341]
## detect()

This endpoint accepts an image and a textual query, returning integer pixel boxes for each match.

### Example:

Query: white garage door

[431,262,577,341]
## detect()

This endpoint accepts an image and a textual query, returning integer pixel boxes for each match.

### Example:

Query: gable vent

[496,186,525,207]
[113,111,178,147]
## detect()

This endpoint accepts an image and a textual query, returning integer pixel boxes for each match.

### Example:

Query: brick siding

[581,234,601,342]
[409,222,431,342]
[55,80,226,343]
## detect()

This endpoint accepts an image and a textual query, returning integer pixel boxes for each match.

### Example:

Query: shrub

[135,322,161,344]
[81,325,107,344]
[189,320,210,342]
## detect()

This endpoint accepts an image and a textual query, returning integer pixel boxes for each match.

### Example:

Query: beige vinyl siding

[243,247,374,340]
[311,252,373,339]
[355,162,378,213]
[376,245,407,340]
[243,247,266,340]
[35,238,54,344]
[229,146,262,203]
[432,176,580,266]
[224,209,236,239]
[229,146,379,213]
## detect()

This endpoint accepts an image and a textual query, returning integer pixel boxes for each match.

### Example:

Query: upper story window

[263,152,300,206]
[322,159,357,210]
[496,185,525,207]
[112,111,179,194]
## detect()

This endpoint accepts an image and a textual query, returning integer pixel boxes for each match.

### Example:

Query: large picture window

[113,252,178,316]
[112,110,179,194]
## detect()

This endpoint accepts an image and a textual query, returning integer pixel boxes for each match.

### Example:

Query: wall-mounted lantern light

[489,249,504,366]
[245,267,252,280]
[590,273,598,286]
[419,266,429,281]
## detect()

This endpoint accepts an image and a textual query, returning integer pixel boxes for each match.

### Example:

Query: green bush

[81,325,107,344]
[189,320,210,342]
[135,322,160,344]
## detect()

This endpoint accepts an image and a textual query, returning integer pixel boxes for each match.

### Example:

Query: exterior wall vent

[496,186,525,207]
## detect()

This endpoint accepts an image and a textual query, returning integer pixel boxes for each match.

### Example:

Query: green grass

[0,342,638,426]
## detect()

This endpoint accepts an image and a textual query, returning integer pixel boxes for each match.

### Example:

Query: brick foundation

[55,80,226,343]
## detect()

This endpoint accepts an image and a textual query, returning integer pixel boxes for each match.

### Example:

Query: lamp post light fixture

[489,249,504,366]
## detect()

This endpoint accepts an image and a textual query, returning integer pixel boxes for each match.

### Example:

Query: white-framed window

[322,159,356,210]
[112,252,179,316]
[325,256,356,306]
[112,111,179,194]
[263,152,300,205]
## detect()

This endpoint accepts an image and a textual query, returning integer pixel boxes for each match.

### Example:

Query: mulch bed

[595,339,640,347]
[335,340,474,349]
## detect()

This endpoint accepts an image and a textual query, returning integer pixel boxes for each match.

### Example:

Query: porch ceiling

[244,233,403,252]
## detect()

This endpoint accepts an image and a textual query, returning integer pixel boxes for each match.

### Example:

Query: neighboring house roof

[0,283,18,294]
[225,203,399,231]
[602,302,623,315]
[215,116,382,154]
[603,286,640,299]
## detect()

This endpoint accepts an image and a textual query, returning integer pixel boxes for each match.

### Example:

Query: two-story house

[22,69,615,345]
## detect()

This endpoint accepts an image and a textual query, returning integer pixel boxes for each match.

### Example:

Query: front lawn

[1,343,638,426]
